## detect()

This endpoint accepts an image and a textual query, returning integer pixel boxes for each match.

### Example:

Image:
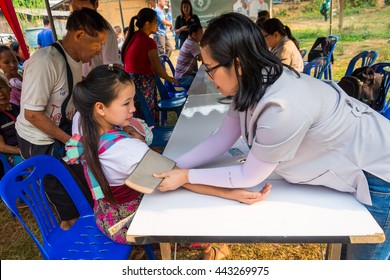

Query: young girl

[64,64,270,244]
[0,45,23,106]
[0,72,22,170]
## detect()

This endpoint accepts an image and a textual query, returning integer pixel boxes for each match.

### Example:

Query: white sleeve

[188,150,278,188]
[176,111,241,168]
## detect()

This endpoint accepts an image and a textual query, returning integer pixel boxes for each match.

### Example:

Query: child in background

[0,72,22,169]
[175,24,203,88]
[64,64,269,245]
[0,45,23,106]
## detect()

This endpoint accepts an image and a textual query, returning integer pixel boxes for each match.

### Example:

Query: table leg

[159,243,171,260]
[325,243,342,260]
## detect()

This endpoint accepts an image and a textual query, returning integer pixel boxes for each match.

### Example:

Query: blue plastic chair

[0,155,156,260]
[371,62,390,118]
[324,35,338,80]
[344,50,379,76]
[155,76,187,125]
[300,49,307,59]
[136,89,174,148]
[0,153,12,177]
[159,54,189,98]
[303,56,330,79]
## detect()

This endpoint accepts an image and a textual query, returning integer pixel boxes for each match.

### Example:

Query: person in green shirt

[320,0,331,21]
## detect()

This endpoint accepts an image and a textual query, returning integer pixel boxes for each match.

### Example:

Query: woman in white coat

[155,13,390,260]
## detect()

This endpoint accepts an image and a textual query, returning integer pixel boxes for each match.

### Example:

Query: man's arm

[24,109,71,144]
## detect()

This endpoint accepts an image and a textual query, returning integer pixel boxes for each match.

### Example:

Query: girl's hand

[226,183,272,205]
[154,168,189,192]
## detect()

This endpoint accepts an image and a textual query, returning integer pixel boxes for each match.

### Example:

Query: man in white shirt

[16,8,109,230]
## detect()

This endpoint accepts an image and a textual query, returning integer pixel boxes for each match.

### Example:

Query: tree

[338,0,346,31]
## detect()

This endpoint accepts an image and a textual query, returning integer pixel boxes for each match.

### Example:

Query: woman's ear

[235,58,242,76]
[94,102,105,117]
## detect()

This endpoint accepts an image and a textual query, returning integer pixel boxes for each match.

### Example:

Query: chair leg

[160,111,167,126]
[144,244,157,260]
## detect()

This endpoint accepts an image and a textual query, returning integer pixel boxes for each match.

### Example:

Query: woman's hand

[167,76,178,85]
[154,168,190,192]
[226,183,272,205]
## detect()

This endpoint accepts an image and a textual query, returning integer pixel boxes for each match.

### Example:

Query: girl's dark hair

[73,64,134,204]
[200,13,283,112]
[0,45,12,56]
[181,0,193,17]
[121,8,156,63]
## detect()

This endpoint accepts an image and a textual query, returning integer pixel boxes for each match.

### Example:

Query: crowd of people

[1,0,389,261]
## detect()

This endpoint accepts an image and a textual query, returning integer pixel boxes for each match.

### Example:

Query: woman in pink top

[121,8,175,122]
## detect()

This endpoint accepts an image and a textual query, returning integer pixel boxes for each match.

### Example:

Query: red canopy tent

[0,0,30,59]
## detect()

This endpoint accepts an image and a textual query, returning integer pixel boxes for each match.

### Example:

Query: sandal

[202,244,230,260]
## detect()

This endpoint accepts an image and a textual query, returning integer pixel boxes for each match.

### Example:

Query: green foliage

[275,9,289,17]
[12,0,45,9]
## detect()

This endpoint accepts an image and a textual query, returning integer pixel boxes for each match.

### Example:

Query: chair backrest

[136,89,158,128]
[345,50,379,76]
[160,54,175,77]
[155,75,173,100]
[300,49,307,59]
[0,153,12,177]
[303,56,330,79]
[0,155,93,259]
[371,62,390,114]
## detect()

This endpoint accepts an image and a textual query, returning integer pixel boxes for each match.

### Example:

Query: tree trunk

[376,0,385,7]
[338,0,345,31]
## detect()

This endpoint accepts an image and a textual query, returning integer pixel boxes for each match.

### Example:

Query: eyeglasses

[204,63,222,79]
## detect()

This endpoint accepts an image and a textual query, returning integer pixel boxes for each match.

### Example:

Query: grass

[1,3,389,260]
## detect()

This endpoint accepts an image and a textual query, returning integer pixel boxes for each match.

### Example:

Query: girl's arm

[182,182,272,205]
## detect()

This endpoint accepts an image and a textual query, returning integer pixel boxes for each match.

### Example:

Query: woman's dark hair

[262,18,299,47]
[181,0,193,17]
[200,13,283,112]
[73,64,134,204]
[121,8,156,63]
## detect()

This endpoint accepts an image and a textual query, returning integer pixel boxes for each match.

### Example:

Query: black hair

[257,10,270,20]
[180,0,193,17]
[200,12,283,112]
[73,64,134,204]
[262,18,291,40]
[43,17,50,26]
[66,8,110,37]
[0,44,12,56]
[255,10,270,29]
[189,24,202,36]
[121,8,156,63]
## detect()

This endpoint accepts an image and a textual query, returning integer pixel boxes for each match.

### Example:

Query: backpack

[338,66,385,111]
[308,37,334,63]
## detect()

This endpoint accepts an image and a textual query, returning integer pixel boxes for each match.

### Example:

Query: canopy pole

[118,0,125,31]
[43,0,58,41]
[329,0,333,35]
